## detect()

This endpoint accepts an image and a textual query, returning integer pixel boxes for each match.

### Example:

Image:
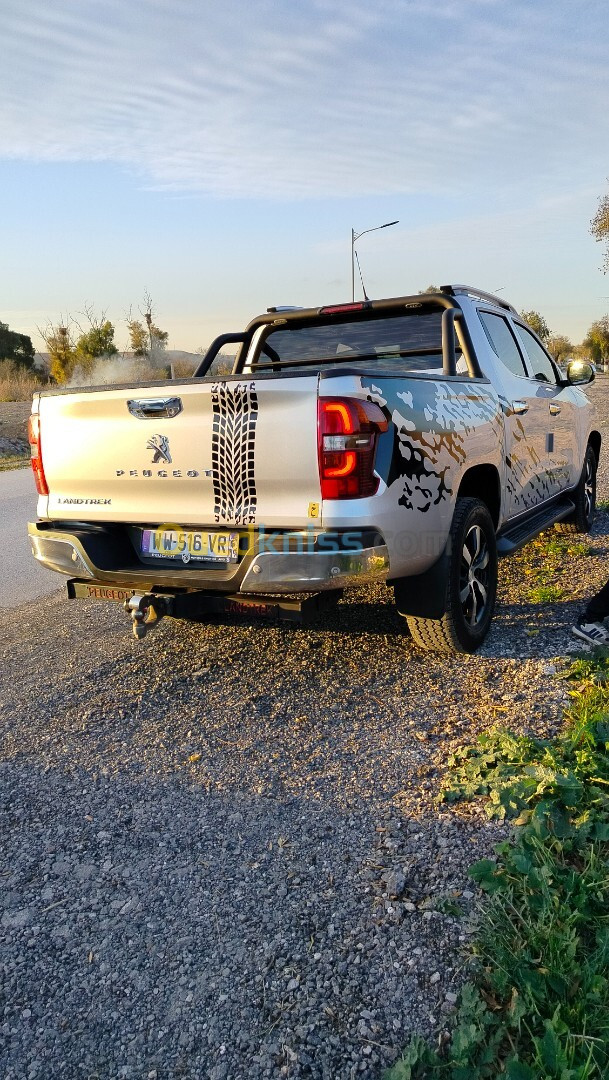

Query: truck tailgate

[37,377,322,529]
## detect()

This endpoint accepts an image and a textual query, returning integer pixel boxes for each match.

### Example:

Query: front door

[477,309,552,517]
[511,320,579,495]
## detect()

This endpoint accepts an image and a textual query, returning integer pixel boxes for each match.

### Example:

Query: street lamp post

[351,220,399,301]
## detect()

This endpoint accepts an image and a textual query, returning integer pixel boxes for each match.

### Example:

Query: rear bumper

[28,521,390,594]
[239,547,389,592]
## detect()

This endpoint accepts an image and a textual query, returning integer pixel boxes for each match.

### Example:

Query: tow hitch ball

[124,593,168,639]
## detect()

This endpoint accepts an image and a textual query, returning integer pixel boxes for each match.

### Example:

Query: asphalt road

[0,466,60,609]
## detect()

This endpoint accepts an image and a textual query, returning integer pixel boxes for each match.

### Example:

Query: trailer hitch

[67,579,343,639]
[124,593,172,639]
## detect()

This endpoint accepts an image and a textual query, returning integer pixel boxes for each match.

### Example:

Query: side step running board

[496,497,576,556]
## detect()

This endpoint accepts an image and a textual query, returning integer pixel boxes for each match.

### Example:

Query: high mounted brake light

[318,397,388,499]
[318,302,369,315]
[28,413,48,496]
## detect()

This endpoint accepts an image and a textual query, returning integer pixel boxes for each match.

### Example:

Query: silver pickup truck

[28,285,599,652]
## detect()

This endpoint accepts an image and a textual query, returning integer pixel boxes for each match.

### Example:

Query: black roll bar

[441,308,481,378]
[193,333,247,377]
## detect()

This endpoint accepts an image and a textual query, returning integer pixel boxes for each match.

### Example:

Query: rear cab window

[247,310,470,375]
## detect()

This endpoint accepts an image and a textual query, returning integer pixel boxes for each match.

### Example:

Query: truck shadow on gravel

[169,589,589,664]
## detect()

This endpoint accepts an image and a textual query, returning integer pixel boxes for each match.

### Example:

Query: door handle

[127,397,183,419]
[511,400,529,415]
[549,403,561,415]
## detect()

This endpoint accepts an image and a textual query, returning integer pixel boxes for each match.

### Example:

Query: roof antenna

[354,249,369,301]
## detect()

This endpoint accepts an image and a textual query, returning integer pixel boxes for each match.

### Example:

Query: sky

[1,0,609,354]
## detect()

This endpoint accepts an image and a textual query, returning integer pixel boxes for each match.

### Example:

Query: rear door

[38,375,322,529]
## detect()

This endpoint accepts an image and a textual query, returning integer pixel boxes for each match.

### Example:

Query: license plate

[141,528,239,562]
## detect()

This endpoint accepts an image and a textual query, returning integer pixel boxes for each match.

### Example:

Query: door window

[478,311,528,378]
[513,324,557,384]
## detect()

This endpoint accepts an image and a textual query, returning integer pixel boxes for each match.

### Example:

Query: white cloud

[1,0,608,199]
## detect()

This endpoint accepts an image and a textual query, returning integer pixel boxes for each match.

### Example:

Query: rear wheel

[405,498,497,654]
[555,444,596,534]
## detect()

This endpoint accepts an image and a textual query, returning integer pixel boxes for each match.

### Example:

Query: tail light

[28,414,49,496]
[318,397,388,499]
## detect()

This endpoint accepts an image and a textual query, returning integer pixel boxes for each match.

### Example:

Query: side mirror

[565,358,595,386]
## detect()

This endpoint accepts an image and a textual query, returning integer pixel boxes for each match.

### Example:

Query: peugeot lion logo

[147,435,172,464]
[115,433,208,478]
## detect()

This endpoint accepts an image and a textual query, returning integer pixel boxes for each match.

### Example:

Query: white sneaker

[571,621,609,646]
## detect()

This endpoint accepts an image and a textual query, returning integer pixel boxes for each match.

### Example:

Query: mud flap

[392,546,449,620]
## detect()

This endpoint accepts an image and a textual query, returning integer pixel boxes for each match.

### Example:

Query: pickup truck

[28,285,599,653]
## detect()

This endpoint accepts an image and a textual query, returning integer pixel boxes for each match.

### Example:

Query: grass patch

[525,583,565,604]
[0,454,29,471]
[0,359,46,401]
[516,533,593,604]
[386,651,609,1079]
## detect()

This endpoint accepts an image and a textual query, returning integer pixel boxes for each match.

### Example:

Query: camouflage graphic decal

[501,402,570,511]
[211,382,258,525]
[361,377,501,514]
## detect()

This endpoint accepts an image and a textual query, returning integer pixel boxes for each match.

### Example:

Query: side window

[478,311,528,378]
[513,323,557,384]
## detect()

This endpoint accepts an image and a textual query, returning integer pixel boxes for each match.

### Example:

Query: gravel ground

[2,379,609,1079]
[0,401,31,454]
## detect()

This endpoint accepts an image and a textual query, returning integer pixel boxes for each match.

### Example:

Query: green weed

[517,533,592,604]
[525,584,565,604]
[386,651,609,1079]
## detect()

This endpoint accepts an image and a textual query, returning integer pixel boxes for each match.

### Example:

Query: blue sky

[1,0,609,353]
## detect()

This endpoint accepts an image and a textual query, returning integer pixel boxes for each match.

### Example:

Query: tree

[127,317,149,357]
[520,310,550,343]
[546,334,574,364]
[127,316,168,359]
[591,185,609,272]
[583,316,609,364]
[148,322,168,353]
[39,321,76,384]
[39,308,118,383]
[127,294,169,361]
[0,321,35,369]
[73,317,117,374]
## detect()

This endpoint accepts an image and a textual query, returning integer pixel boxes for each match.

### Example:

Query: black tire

[555,445,596,534]
[405,497,498,654]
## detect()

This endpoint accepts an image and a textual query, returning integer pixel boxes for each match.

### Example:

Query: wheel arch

[456,464,501,528]
[401,496,498,653]
[393,492,497,623]
[589,430,601,465]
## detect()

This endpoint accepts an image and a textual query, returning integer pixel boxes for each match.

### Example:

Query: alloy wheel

[583,455,595,523]
[459,524,491,628]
